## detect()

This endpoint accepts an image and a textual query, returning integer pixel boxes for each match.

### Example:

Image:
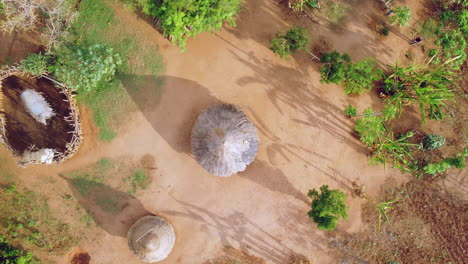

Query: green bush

[424,152,466,175]
[0,236,34,264]
[435,29,467,69]
[19,53,52,76]
[381,27,389,36]
[354,108,386,146]
[344,104,357,117]
[307,185,348,231]
[457,9,468,35]
[389,6,412,27]
[421,134,445,150]
[136,0,242,50]
[320,51,381,94]
[54,44,121,92]
[271,26,310,58]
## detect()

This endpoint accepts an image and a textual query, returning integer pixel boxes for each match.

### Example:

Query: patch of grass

[321,1,350,24]
[0,185,78,261]
[69,0,164,141]
[418,18,443,39]
[80,214,94,227]
[126,167,149,195]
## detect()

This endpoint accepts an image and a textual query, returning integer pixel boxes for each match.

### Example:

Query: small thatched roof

[191,104,259,177]
[127,216,176,263]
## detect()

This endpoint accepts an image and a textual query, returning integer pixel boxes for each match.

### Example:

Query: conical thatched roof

[191,104,259,177]
[127,216,176,263]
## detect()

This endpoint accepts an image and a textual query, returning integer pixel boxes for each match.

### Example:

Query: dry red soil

[0,0,466,263]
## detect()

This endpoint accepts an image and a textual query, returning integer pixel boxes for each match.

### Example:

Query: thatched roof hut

[127,216,176,263]
[191,104,259,177]
[0,68,82,167]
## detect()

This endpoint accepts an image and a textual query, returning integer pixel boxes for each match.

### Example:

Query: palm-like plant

[383,62,457,123]
[370,131,418,173]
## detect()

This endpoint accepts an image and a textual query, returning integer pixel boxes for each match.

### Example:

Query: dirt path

[0,0,433,263]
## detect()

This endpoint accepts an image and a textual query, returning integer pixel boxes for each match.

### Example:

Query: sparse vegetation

[307,185,348,231]
[126,167,149,195]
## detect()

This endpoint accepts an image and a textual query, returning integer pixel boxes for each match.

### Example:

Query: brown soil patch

[336,180,468,263]
[67,248,91,264]
[1,74,74,156]
[207,246,267,264]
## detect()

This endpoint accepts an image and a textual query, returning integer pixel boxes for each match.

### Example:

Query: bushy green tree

[307,185,348,231]
[421,134,445,150]
[344,58,382,94]
[19,53,52,76]
[136,0,242,50]
[389,6,412,27]
[54,44,121,92]
[0,236,34,264]
[320,51,381,94]
[271,26,310,58]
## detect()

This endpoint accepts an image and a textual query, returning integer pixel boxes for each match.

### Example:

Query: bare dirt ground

[0,0,466,263]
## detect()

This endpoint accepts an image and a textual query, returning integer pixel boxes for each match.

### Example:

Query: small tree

[54,44,122,92]
[307,185,348,231]
[0,236,34,264]
[344,104,357,117]
[389,6,412,27]
[320,51,350,84]
[344,58,382,94]
[271,26,310,58]
[435,29,467,69]
[136,0,242,50]
[354,108,386,146]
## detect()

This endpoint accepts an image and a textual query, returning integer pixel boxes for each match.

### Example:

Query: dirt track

[0,0,442,263]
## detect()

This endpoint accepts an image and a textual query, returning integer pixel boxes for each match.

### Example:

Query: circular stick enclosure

[191,104,259,177]
[127,215,176,263]
[0,69,82,166]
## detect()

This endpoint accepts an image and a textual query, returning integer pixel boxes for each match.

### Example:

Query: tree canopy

[307,185,348,231]
[389,6,412,27]
[270,26,310,58]
[136,0,242,50]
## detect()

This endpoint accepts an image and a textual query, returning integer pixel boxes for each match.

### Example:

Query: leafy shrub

[307,185,348,231]
[0,236,34,264]
[54,44,121,92]
[354,108,386,146]
[136,0,242,50]
[19,53,52,76]
[424,152,466,175]
[344,104,357,117]
[320,51,381,94]
[381,27,389,36]
[389,6,412,27]
[421,134,445,150]
[457,9,468,35]
[271,26,310,58]
[435,29,467,69]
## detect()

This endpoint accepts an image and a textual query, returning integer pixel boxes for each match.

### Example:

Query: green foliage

[419,18,443,38]
[0,236,34,264]
[434,29,467,69]
[344,58,382,94]
[271,26,310,58]
[307,185,348,231]
[389,6,412,27]
[383,64,456,123]
[306,0,319,9]
[457,9,468,35]
[354,108,386,146]
[421,134,445,150]
[320,51,381,94]
[344,104,357,117]
[370,132,417,173]
[136,0,242,50]
[54,44,122,92]
[19,53,52,76]
[423,151,466,175]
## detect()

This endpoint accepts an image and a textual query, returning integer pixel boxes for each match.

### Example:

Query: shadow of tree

[119,75,222,153]
[61,174,151,237]
[162,199,325,264]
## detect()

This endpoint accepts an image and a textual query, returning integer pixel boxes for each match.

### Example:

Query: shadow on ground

[120,75,222,154]
[61,174,151,237]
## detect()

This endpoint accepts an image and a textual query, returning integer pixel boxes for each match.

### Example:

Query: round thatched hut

[127,216,176,263]
[0,68,82,167]
[191,104,259,177]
